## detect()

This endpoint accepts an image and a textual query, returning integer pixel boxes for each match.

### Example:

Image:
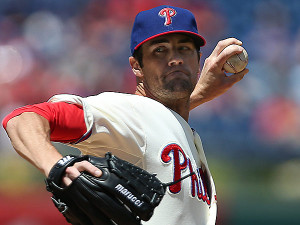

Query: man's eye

[154,47,166,53]
[180,46,191,51]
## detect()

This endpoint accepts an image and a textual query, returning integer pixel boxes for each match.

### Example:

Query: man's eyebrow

[178,37,194,44]
[149,38,169,46]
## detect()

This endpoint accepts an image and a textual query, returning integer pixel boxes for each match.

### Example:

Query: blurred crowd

[1,0,300,158]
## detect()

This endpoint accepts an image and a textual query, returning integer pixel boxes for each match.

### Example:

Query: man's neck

[135,84,190,121]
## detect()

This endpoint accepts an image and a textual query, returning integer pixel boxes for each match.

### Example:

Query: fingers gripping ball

[223,45,248,74]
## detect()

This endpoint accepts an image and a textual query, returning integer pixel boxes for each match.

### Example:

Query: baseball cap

[130,5,206,55]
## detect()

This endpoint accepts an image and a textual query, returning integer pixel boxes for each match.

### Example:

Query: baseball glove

[45,152,167,225]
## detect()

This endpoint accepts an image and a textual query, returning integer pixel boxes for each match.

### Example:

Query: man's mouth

[166,70,189,79]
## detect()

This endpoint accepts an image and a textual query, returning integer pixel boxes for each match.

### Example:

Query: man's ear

[129,56,143,78]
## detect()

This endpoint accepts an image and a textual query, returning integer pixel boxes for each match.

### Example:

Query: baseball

[223,45,248,73]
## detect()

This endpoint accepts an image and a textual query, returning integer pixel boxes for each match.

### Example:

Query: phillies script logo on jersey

[158,7,177,26]
[161,143,212,206]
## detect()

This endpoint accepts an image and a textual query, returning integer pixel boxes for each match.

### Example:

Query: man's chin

[164,88,192,100]
[165,81,193,95]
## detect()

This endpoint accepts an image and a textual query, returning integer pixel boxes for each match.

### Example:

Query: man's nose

[168,51,183,66]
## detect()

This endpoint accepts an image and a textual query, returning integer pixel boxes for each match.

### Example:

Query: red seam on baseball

[225,61,237,73]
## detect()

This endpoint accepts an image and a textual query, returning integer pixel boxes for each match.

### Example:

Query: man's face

[139,33,200,102]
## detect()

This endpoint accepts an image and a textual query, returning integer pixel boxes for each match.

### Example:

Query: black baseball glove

[45,152,167,225]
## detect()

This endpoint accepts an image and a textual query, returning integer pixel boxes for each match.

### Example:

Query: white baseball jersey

[49,92,217,225]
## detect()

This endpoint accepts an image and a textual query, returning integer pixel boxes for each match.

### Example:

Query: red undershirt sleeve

[2,102,87,143]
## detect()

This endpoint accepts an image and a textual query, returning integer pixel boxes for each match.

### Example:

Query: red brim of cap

[134,30,206,52]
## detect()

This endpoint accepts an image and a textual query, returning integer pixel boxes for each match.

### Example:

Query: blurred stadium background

[0,0,299,224]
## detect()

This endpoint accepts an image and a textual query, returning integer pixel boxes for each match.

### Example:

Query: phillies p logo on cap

[159,8,177,26]
[130,5,206,55]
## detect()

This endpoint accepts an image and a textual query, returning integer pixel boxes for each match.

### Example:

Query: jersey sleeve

[2,102,87,143]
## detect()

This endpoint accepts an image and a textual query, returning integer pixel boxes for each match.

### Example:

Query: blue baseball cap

[130,5,206,55]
